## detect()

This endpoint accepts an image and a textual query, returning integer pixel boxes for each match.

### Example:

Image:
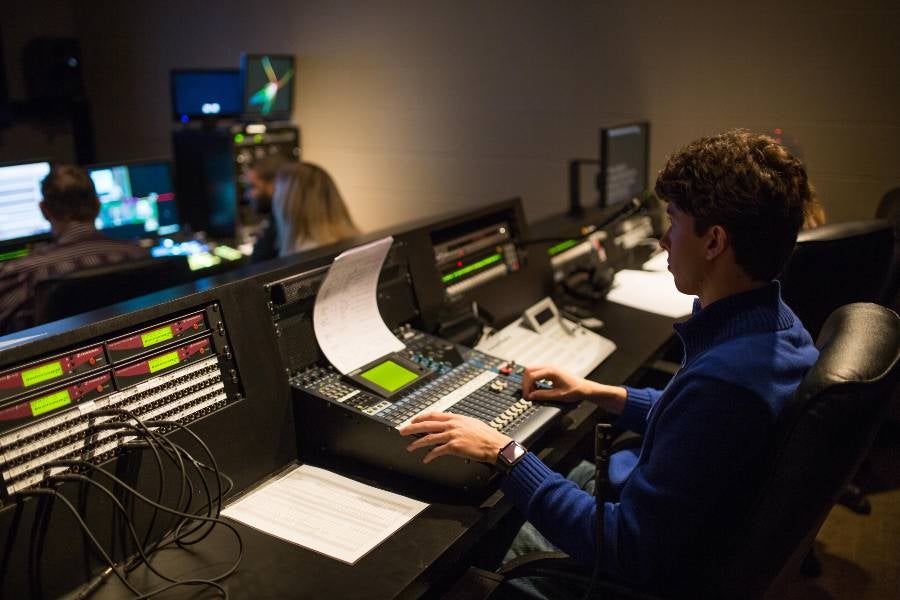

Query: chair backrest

[779,219,893,339]
[876,188,900,311]
[875,186,900,225]
[710,303,900,599]
[33,256,192,324]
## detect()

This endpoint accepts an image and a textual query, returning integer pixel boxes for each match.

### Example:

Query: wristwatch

[495,439,527,473]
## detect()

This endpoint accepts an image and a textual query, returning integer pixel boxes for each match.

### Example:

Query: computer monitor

[87,160,181,240]
[170,69,242,122]
[240,53,294,120]
[600,122,649,208]
[0,160,52,247]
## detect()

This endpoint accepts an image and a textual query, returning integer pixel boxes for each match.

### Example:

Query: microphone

[579,197,644,236]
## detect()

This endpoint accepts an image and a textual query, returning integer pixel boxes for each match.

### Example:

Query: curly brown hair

[41,165,99,222]
[655,129,811,281]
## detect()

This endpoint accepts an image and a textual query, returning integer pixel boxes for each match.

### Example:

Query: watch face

[501,441,526,464]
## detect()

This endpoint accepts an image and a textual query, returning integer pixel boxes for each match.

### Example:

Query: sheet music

[222,464,428,565]
[606,269,695,318]
[313,237,405,374]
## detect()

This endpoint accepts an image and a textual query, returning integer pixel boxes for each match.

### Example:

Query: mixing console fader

[291,326,561,491]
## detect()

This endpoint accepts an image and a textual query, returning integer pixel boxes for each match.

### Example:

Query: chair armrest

[497,551,668,600]
[611,430,643,453]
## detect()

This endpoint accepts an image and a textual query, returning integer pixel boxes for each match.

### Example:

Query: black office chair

[875,187,900,311]
[446,303,900,600]
[778,219,893,340]
[33,256,193,324]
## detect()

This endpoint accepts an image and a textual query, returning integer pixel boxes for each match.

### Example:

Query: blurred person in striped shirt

[0,165,148,335]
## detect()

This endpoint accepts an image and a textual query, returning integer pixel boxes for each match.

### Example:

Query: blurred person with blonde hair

[271,162,360,256]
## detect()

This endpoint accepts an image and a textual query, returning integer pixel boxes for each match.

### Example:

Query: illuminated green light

[30,389,72,416]
[360,360,418,392]
[22,362,64,387]
[141,326,174,348]
[234,134,245,143]
[441,253,503,283]
[547,239,580,256]
[213,245,243,261]
[0,248,29,262]
[148,351,180,374]
[188,252,221,271]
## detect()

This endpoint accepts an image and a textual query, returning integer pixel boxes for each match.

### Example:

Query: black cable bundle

[12,409,242,599]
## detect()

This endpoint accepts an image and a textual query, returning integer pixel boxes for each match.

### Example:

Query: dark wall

[4,1,899,225]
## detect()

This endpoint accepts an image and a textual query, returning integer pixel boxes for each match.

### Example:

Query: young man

[399,130,819,595]
[0,165,148,334]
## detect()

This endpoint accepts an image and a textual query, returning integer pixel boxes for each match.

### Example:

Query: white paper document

[313,236,405,374]
[476,298,617,377]
[221,464,428,565]
[606,269,695,318]
[641,250,670,272]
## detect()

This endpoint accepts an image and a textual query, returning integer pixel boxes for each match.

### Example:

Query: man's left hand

[399,412,512,464]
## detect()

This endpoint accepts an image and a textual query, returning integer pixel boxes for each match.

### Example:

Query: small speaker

[22,37,84,101]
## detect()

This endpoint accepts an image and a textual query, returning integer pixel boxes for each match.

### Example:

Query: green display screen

[360,360,419,392]
[141,326,174,348]
[441,253,503,284]
[22,361,64,387]
[30,389,72,416]
[148,351,181,373]
[547,239,579,256]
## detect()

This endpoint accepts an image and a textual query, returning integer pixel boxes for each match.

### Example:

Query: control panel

[0,304,243,499]
[292,327,555,442]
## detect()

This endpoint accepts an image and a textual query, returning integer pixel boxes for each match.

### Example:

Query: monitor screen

[360,359,419,393]
[0,161,52,245]
[87,161,180,240]
[600,122,649,207]
[171,70,242,121]
[241,53,294,120]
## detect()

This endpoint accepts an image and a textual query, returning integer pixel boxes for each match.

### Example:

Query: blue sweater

[501,282,818,592]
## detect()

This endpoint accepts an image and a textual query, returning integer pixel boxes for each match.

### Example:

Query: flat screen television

[599,122,649,207]
[0,160,53,247]
[240,53,294,120]
[170,69,242,122]
[87,159,181,240]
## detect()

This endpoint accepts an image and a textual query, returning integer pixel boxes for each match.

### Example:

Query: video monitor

[0,160,52,246]
[171,69,242,121]
[600,122,649,207]
[87,160,181,240]
[240,53,294,120]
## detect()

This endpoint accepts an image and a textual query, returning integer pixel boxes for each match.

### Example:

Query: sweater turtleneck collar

[673,281,795,363]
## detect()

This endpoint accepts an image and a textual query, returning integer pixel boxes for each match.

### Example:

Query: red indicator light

[457,261,463,267]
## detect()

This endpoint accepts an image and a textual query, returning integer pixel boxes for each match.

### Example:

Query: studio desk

[75,300,677,600]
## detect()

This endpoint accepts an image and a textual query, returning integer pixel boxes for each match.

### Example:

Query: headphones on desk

[559,263,615,303]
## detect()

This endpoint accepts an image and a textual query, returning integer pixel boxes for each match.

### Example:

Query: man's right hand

[521,365,628,415]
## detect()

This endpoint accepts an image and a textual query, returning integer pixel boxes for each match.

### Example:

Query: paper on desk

[313,236,405,374]
[642,250,669,272]
[221,464,428,565]
[606,269,695,318]
[476,299,616,378]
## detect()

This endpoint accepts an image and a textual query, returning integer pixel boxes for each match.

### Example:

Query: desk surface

[81,300,677,600]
